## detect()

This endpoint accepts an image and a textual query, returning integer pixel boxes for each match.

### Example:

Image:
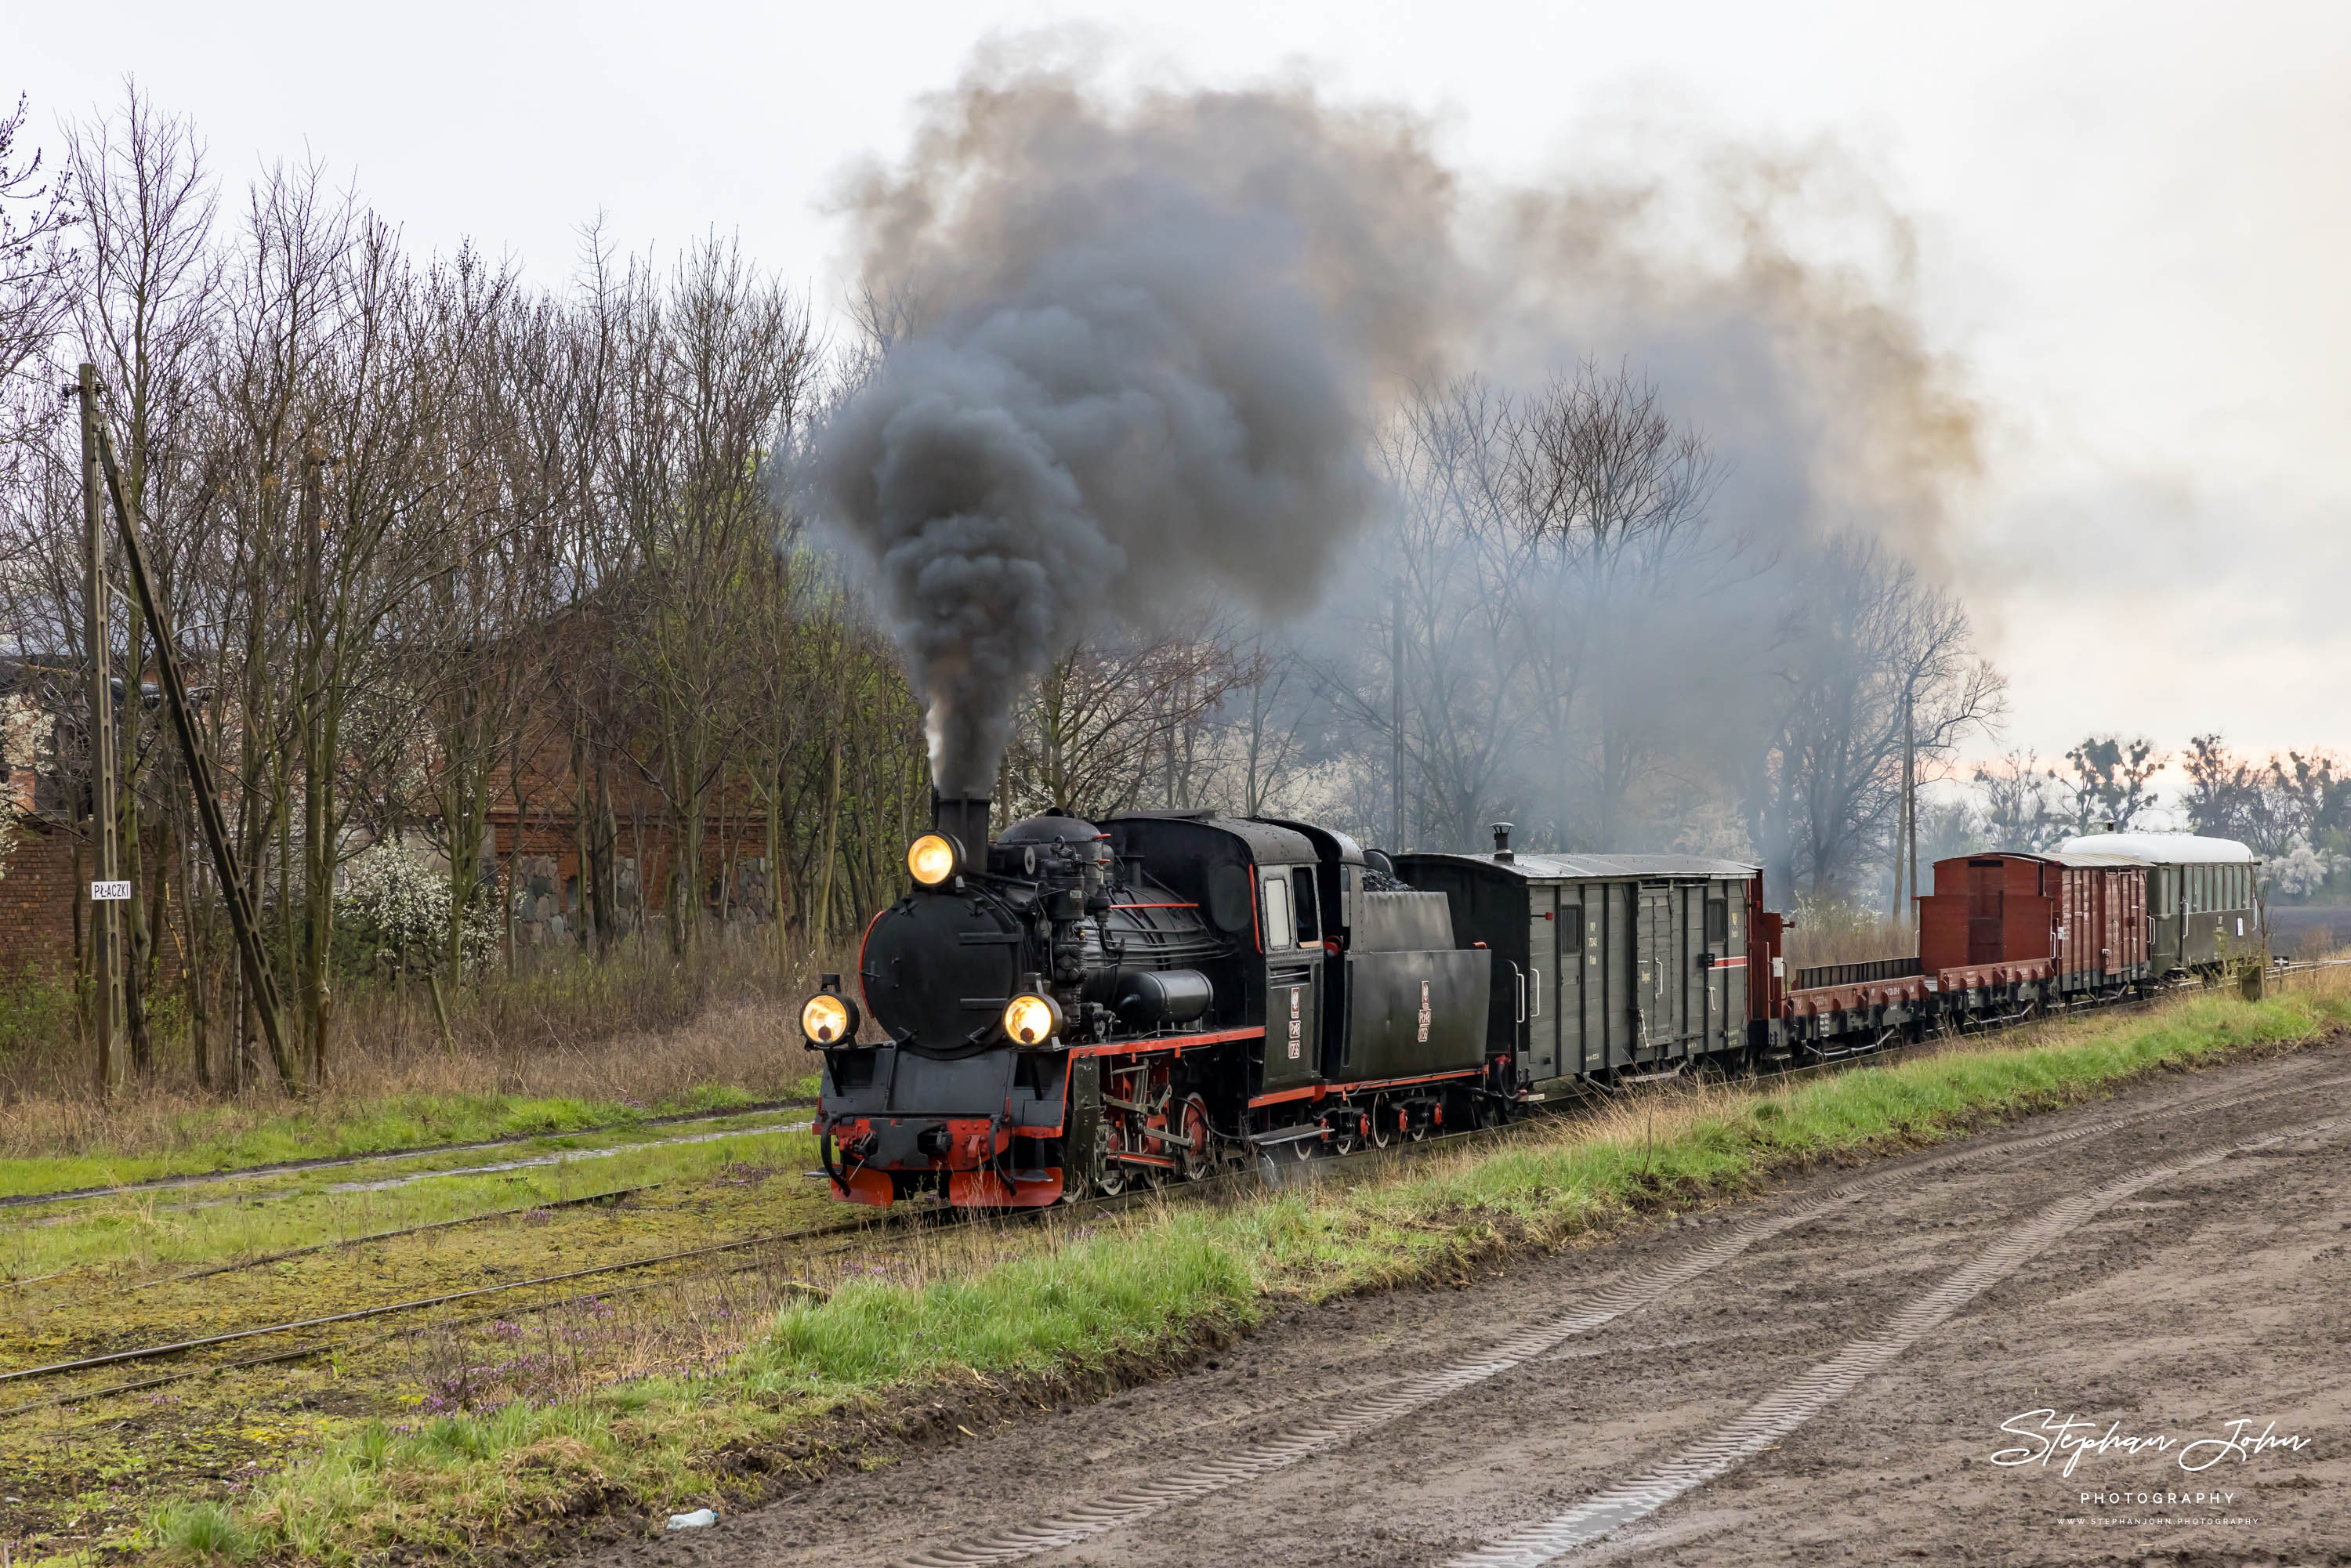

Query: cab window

[1291,867,1320,944]
[1261,872,1296,951]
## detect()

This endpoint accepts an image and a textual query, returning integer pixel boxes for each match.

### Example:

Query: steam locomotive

[806,798,2265,1208]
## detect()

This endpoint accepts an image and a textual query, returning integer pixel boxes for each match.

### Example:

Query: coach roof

[1407,851,1759,881]
[2055,832,2259,865]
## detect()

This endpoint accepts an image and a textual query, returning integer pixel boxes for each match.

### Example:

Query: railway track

[0,1103,1534,1415]
[9,976,2330,1418]
[0,1095,818,1214]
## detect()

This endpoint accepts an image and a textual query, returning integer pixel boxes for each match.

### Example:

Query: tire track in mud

[893,1064,2351,1567]
[1444,1110,2351,1566]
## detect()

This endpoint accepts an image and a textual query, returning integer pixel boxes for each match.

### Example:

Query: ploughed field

[0,1109,839,1556]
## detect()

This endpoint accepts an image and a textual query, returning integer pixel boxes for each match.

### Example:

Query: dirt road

[587,1041,2351,1568]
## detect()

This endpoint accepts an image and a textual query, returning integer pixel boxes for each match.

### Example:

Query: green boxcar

[1397,846,1759,1095]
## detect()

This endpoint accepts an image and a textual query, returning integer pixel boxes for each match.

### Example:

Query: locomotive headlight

[907,832,959,886]
[801,992,857,1047]
[1002,992,1063,1046]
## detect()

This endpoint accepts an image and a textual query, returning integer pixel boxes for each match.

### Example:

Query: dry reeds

[1781,899,1915,971]
[0,927,851,1161]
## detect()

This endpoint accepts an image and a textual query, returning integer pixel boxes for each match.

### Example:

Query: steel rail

[0,1252,818,1420]
[121,1185,656,1293]
[1,1184,656,1308]
[0,1097,817,1215]
[0,1210,896,1390]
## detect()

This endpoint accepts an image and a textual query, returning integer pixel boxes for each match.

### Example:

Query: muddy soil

[579,1038,2351,1568]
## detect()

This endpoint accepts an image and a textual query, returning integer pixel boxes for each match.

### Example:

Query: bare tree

[1502,360,1727,845]
[67,82,219,1074]
[1003,620,1244,819]
[1744,534,2003,900]
[602,237,811,955]
[0,92,75,397]
[2061,734,2162,835]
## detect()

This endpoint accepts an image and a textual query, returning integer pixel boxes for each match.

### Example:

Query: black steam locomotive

[806,797,1495,1207]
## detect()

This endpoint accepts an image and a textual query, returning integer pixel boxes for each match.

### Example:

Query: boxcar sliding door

[1635,883,1672,1063]
[1523,884,1559,1082]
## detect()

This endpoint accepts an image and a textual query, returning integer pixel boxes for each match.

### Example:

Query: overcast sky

[14,0,2348,771]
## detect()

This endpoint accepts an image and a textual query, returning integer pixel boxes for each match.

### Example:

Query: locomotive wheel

[1406,1103,1428,1142]
[1289,1125,1320,1161]
[1179,1095,1214,1182]
[1367,1100,1393,1150]
[1092,1122,1128,1197]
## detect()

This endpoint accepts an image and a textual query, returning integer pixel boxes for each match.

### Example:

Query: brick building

[0,656,777,977]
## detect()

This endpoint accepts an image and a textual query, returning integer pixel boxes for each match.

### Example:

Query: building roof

[2055,831,2259,865]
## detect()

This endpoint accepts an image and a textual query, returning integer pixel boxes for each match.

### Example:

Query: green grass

[151,1499,255,1563]
[150,982,2351,1564]
[0,1079,819,1202]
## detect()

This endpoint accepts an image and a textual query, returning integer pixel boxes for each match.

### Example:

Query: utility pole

[94,420,295,1089]
[1390,579,1404,852]
[299,446,328,1088]
[1898,688,1918,928]
[78,364,125,1093]
[1906,695,1919,926]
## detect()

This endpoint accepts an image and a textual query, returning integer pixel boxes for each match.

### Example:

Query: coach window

[1705,898,1729,949]
[1261,871,1296,951]
[1291,867,1320,944]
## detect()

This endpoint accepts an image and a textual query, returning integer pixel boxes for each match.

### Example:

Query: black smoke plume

[809,62,1460,797]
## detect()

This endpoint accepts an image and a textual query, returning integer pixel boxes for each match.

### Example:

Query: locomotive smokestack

[1491,821,1514,862]
[933,792,992,851]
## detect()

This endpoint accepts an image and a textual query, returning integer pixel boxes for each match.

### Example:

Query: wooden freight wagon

[1918,851,2150,997]
[1399,832,1762,1096]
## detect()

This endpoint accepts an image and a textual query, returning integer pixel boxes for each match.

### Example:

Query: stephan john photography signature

[1991,1410,2313,1479]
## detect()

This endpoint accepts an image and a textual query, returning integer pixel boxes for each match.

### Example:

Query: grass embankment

[120,979,2351,1565]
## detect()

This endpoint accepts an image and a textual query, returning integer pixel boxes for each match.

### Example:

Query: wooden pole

[1901,689,1918,928]
[78,365,124,1094]
[1390,579,1404,852]
[299,447,328,1088]
[92,419,295,1087]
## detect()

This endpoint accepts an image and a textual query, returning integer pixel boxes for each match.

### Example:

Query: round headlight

[802,992,853,1045]
[1002,992,1062,1046]
[907,832,958,886]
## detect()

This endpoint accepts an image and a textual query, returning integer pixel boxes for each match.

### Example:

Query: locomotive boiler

[806,796,1494,1208]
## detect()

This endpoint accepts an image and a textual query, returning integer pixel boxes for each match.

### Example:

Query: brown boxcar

[1920,852,2149,995]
